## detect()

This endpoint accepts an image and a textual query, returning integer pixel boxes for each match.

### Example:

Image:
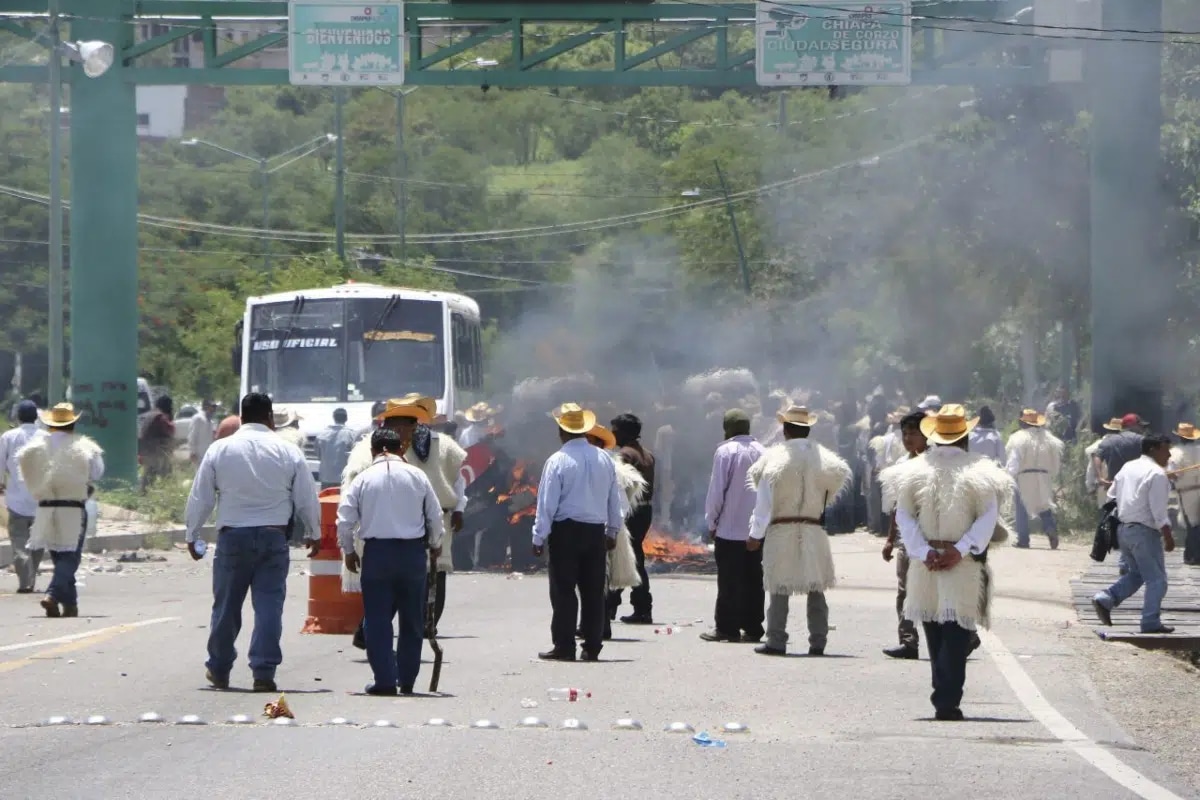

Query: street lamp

[181,134,338,274]
[47,0,114,404]
[680,166,752,296]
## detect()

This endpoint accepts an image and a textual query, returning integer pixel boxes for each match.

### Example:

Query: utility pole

[334,87,346,261]
[47,0,63,404]
[1088,0,1164,430]
[396,89,407,265]
[714,161,751,296]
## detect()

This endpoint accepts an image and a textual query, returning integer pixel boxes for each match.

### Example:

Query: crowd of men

[0,379,1191,721]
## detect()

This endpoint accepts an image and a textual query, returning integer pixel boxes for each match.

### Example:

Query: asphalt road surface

[0,534,1191,800]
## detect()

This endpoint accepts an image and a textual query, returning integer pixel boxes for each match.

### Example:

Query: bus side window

[468,321,482,390]
[452,313,483,391]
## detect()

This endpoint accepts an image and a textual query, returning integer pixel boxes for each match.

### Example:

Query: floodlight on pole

[61,41,114,78]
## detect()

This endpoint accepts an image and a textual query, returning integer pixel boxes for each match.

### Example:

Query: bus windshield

[247,296,446,403]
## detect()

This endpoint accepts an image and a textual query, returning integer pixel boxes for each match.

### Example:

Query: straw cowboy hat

[376,394,435,425]
[552,402,596,435]
[777,404,818,427]
[1018,408,1047,427]
[886,405,912,425]
[272,407,302,428]
[464,402,495,423]
[920,404,978,446]
[1175,422,1200,441]
[1101,417,1124,432]
[40,402,82,428]
[588,423,617,450]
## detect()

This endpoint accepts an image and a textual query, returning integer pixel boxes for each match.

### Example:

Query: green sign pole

[68,0,139,485]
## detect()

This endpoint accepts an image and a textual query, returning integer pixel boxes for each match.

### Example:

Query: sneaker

[1091,597,1113,626]
[205,669,230,690]
[252,679,278,693]
[883,645,919,660]
[40,596,60,618]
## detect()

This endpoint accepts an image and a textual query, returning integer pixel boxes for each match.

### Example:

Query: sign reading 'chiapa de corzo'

[756,1,911,87]
[288,1,405,86]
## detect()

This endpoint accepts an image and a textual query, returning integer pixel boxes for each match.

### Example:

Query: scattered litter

[262,694,294,720]
[117,551,167,563]
[692,731,726,748]
[506,573,524,581]
[520,698,539,708]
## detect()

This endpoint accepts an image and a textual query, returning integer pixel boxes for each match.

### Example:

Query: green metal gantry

[0,0,1162,479]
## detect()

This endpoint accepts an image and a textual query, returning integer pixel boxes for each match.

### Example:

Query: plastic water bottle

[546,688,586,702]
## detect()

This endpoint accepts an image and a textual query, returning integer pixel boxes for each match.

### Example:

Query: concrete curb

[0,525,212,570]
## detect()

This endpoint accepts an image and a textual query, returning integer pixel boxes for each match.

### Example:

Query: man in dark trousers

[608,413,656,625]
[532,403,623,662]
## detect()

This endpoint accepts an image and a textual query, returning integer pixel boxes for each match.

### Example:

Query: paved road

[0,535,1190,800]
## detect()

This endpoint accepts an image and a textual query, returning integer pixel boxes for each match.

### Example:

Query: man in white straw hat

[1085,418,1124,513]
[881,404,1012,721]
[19,403,105,618]
[273,407,306,451]
[457,402,495,449]
[1168,422,1200,565]
[532,403,623,662]
[746,405,851,657]
[1005,409,1064,549]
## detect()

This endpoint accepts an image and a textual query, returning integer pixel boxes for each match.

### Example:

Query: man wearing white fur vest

[882,405,1012,721]
[1005,409,1063,549]
[746,405,851,657]
[342,395,467,644]
[20,403,105,618]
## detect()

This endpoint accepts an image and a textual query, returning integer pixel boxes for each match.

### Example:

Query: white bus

[233,283,483,474]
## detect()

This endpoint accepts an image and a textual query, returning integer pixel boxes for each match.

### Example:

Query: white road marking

[0,617,180,654]
[980,628,1185,800]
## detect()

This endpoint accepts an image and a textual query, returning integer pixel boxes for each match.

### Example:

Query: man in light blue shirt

[532,403,623,662]
[316,407,358,489]
[185,392,321,693]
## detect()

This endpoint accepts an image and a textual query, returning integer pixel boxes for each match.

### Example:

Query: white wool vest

[608,452,647,590]
[881,447,1012,629]
[20,433,103,552]
[1170,443,1200,526]
[1006,428,1063,516]
[747,439,851,595]
[406,435,467,573]
[276,426,306,451]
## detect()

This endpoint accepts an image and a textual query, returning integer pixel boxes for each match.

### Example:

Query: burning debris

[497,461,538,526]
[643,528,715,574]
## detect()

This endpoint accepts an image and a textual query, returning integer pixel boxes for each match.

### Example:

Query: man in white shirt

[187,400,215,465]
[0,400,43,592]
[457,402,494,449]
[339,427,443,696]
[184,393,321,693]
[1092,434,1176,634]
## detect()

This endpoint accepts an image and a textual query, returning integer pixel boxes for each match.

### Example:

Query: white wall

[135,85,188,140]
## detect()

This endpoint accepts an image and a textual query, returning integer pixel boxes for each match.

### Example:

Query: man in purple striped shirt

[700,409,767,643]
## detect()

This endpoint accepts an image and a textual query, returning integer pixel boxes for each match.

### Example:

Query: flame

[497,461,538,525]
[642,527,710,563]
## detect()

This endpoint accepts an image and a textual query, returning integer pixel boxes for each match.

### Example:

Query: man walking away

[316,407,358,490]
[139,395,175,490]
[185,393,321,692]
[1092,434,1177,634]
[700,409,765,643]
[0,400,43,592]
[338,427,443,696]
[188,400,215,465]
[533,403,623,662]
[609,413,656,626]
[1045,386,1082,443]
[967,406,1006,466]
[747,405,851,657]
[1006,409,1064,549]
[20,403,104,617]
[1094,414,1144,491]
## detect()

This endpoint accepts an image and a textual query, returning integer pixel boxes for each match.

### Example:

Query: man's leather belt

[927,540,959,549]
[38,499,85,509]
[1019,469,1048,474]
[770,516,822,526]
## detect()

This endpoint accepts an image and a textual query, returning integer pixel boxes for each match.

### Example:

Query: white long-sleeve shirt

[747,481,776,541]
[0,423,40,516]
[187,410,213,462]
[336,454,444,554]
[968,427,1006,465]
[1108,455,1170,531]
[184,423,320,543]
[895,500,998,563]
[457,423,486,449]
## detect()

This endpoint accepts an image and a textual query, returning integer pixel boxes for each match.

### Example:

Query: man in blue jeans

[184,393,322,692]
[1092,433,1177,635]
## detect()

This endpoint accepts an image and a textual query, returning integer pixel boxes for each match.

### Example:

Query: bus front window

[350,297,445,401]
[248,299,345,402]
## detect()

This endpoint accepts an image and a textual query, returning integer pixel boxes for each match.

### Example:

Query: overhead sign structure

[756,1,911,87]
[288,1,404,86]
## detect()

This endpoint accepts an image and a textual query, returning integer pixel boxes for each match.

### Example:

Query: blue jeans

[205,526,290,681]
[1096,522,1168,632]
[361,538,428,689]
[1014,491,1058,547]
[47,532,85,606]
